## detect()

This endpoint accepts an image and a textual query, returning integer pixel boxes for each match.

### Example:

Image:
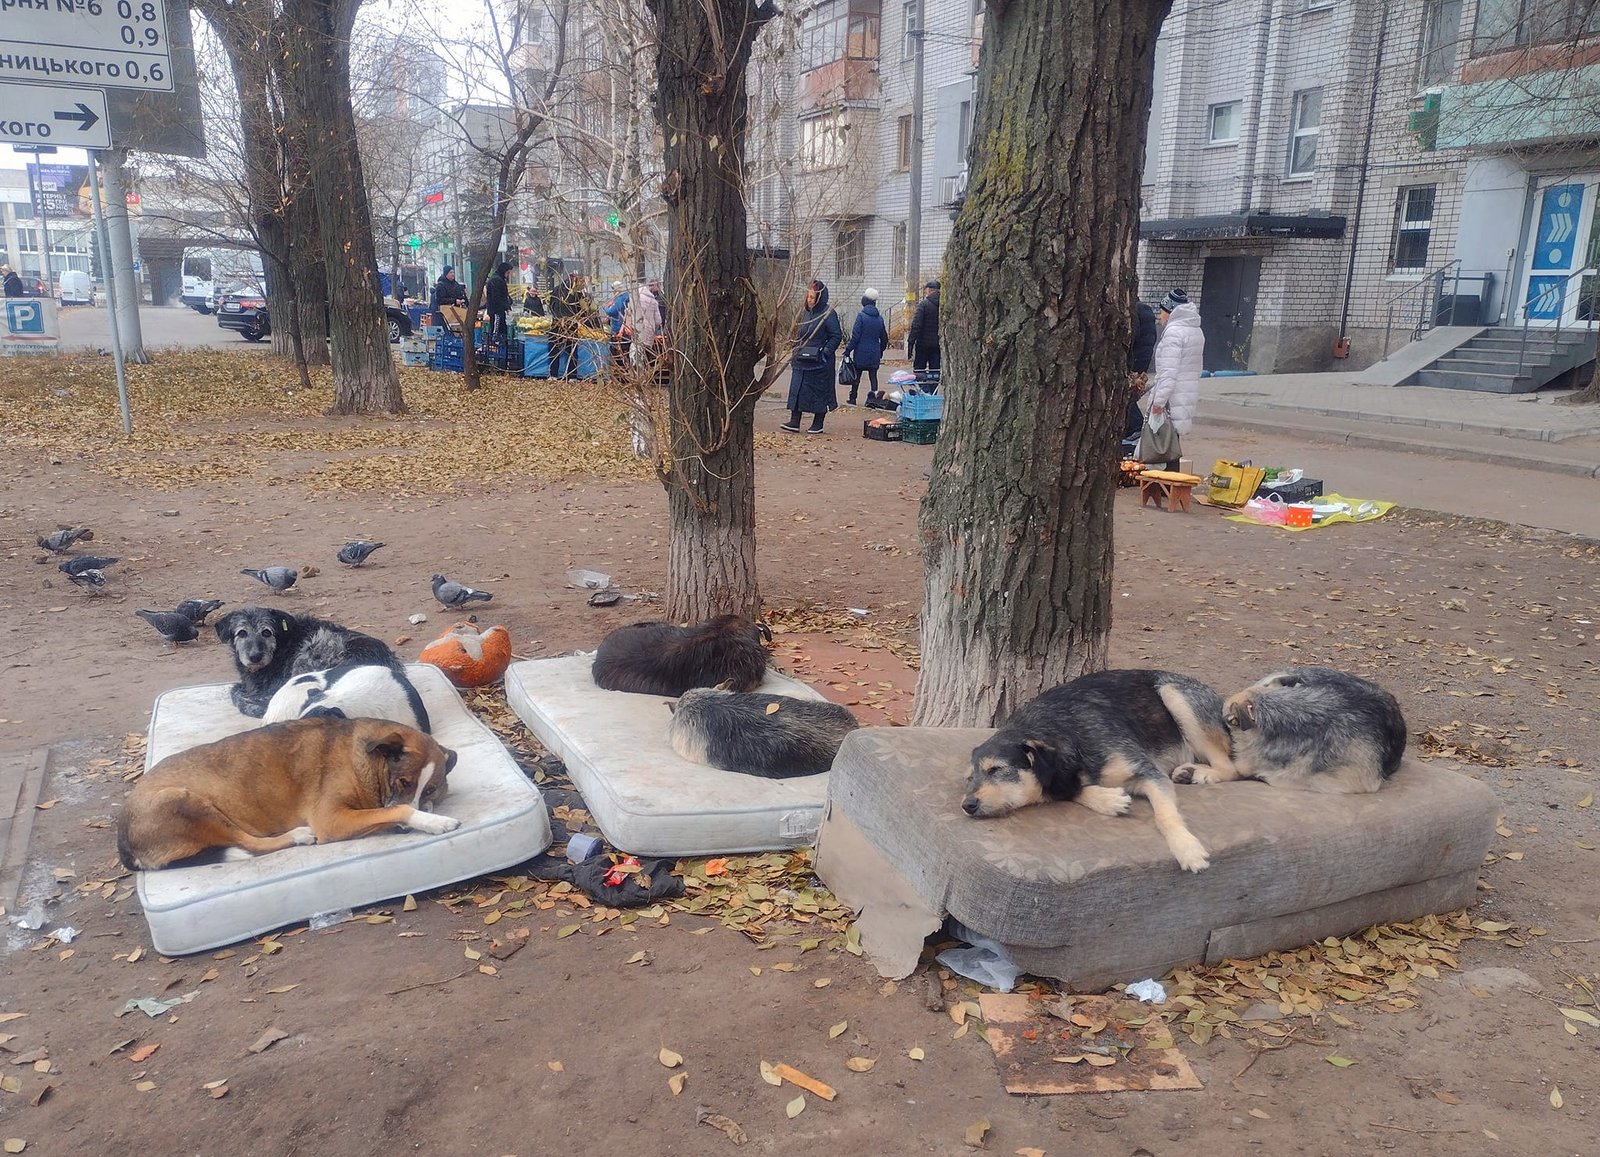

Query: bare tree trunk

[279,0,403,414]
[1556,359,1600,404]
[648,0,776,622]
[913,0,1171,728]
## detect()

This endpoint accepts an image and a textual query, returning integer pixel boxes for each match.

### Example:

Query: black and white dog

[666,688,858,777]
[1176,666,1406,794]
[262,663,431,734]
[216,608,403,719]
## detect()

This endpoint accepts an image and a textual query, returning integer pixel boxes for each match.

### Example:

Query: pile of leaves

[765,602,923,670]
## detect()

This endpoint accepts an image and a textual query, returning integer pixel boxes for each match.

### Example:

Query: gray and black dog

[667,688,859,777]
[963,669,1236,873]
[592,614,772,697]
[215,607,401,718]
[1177,666,1406,794]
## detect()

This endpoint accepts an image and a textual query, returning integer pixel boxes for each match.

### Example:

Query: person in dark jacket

[485,261,513,344]
[1126,299,1158,439]
[522,285,544,315]
[906,278,941,372]
[842,287,889,406]
[784,279,843,434]
[548,273,588,379]
[432,265,468,333]
[1,265,24,298]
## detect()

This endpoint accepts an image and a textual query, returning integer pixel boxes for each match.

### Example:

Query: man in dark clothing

[906,279,941,373]
[485,261,513,345]
[432,265,468,333]
[1126,299,1158,439]
[548,273,587,379]
[1,265,24,298]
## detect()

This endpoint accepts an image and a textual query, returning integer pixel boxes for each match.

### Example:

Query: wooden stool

[1138,469,1203,513]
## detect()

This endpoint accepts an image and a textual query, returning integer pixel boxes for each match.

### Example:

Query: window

[801,111,848,171]
[835,220,866,278]
[800,0,883,71]
[896,114,914,171]
[10,199,34,220]
[1286,87,1322,176]
[1419,0,1464,84]
[892,221,907,281]
[1474,0,1600,54]
[1391,185,1436,272]
[957,99,973,158]
[1208,101,1242,143]
[1303,0,1336,10]
[902,0,918,61]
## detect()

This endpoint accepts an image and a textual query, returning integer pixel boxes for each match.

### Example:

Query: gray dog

[667,687,859,777]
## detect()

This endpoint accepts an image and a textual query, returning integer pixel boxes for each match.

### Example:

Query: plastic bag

[936,921,1023,992]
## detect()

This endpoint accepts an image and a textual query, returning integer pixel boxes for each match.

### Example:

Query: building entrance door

[1199,255,1260,371]
[1520,177,1600,327]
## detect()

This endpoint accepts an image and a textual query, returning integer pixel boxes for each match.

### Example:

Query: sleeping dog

[117,716,458,870]
[963,669,1236,873]
[262,663,431,734]
[216,608,401,718]
[1173,666,1407,793]
[592,614,772,696]
[667,687,859,777]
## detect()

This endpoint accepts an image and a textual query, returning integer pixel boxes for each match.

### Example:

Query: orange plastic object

[1286,504,1314,528]
[418,621,513,688]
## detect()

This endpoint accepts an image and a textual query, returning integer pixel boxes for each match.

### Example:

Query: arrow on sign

[53,103,101,133]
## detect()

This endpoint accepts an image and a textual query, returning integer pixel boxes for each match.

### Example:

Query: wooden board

[978,993,1202,1095]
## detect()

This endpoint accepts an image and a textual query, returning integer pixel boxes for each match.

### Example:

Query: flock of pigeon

[36,526,497,644]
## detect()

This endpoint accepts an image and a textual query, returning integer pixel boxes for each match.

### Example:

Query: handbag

[838,354,860,386]
[796,345,823,364]
[1206,459,1267,507]
[1135,412,1181,464]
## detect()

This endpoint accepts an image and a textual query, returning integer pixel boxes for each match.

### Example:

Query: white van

[57,270,95,307]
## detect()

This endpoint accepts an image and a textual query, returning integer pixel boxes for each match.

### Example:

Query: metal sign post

[87,154,132,436]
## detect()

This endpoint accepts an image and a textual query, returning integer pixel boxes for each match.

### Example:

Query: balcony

[798,0,882,110]
[1436,62,1600,149]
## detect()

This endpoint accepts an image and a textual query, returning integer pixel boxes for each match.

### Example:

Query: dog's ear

[214,611,240,642]
[1022,739,1068,778]
[665,698,679,714]
[364,730,412,763]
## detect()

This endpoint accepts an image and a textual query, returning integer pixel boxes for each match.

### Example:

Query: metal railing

[1515,265,1600,381]
[1381,258,1464,357]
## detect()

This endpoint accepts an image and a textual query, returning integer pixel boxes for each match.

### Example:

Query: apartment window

[902,1,918,60]
[1303,0,1336,10]
[896,114,914,171]
[957,99,973,157]
[892,221,907,281]
[800,0,883,71]
[1286,87,1322,176]
[801,111,848,171]
[1391,185,1437,272]
[835,219,866,278]
[1474,0,1600,54]
[10,199,34,220]
[1208,101,1242,143]
[1419,0,1464,84]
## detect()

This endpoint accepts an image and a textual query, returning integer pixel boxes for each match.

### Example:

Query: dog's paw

[286,826,317,846]
[1172,836,1211,873]
[1172,763,1225,786]
[406,810,461,836]
[221,847,255,862]
[1079,785,1133,816]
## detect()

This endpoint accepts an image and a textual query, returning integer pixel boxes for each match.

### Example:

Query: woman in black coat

[784,279,842,434]
[842,288,889,405]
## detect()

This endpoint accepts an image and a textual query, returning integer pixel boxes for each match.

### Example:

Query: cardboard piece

[978,993,1202,1095]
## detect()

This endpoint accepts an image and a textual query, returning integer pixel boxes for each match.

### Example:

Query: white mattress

[135,664,551,955]
[505,655,832,856]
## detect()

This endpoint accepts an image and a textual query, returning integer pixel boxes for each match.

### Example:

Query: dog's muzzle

[961,795,981,816]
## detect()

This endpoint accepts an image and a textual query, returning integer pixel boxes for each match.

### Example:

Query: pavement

[53,301,271,352]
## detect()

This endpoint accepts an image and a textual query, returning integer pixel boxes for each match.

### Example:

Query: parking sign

[2,298,61,355]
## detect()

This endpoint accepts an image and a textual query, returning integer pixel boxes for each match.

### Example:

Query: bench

[1139,469,1203,512]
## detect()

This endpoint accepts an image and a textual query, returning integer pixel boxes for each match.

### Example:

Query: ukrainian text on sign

[0,0,174,93]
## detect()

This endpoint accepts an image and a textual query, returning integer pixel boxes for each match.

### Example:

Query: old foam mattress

[135,664,551,955]
[815,727,1499,990]
[505,655,831,855]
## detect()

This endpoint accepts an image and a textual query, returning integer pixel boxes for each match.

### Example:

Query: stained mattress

[505,655,832,855]
[815,727,1499,990]
[135,664,551,955]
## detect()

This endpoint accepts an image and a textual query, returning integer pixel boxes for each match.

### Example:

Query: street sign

[1,0,174,93]
[0,82,111,149]
[2,298,61,357]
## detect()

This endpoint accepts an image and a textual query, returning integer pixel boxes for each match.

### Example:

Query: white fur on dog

[262,665,427,732]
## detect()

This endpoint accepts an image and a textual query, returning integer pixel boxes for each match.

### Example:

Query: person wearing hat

[842,287,889,406]
[1145,288,1204,471]
[432,265,468,333]
[1,264,23,299]
[784,279,843,434]
[906,278,941,373]
[485,261,514,347]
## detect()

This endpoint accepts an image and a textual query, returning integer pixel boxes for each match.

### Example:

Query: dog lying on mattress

[666,687,859,777]
[592,614,772,696]
[118,716,458,870]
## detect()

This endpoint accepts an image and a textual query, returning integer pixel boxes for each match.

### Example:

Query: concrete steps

[1410,329,1595,393]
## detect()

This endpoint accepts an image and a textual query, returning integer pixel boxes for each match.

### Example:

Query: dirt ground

[1,355,1597,1156]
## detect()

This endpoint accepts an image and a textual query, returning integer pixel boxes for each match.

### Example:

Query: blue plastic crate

[899,393,944,421]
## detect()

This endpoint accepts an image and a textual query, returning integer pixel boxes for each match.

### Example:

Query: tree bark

[647,0,775,622]
[279,0,403,414]
[913,1,1172,728]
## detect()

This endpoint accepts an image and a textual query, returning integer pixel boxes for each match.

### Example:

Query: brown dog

[118,716,459,871]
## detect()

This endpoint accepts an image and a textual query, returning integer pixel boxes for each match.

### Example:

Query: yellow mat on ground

[1225,492,1396,532]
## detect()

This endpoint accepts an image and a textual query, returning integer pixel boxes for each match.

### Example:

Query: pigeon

[432,573,493,609]
[241,566,298,594]
[66,568,108,590]
[337,540,386,567]
[173,598,224,624]
[135,609,200,643]
[58,555,119,577]
[38,527,94,553]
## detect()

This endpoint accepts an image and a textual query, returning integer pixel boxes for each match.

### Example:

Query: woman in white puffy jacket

[1147,288,1205,470]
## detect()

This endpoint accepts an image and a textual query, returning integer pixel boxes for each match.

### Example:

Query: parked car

[216,285,269,342]
[57,270,95,307]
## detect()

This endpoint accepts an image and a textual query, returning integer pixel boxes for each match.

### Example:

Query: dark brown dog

[118,717,459,870]
[591,614,772,696]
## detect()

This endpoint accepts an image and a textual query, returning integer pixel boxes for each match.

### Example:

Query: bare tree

[913,1,1171,727]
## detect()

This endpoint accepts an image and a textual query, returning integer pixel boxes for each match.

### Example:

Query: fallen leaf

[845,1056,875,1072]
[464,947,482,960]
[1015,1150,1045,1157]
[1578,793,1593,809]
[127,947,143,964]
[1551,1087,1563,1109]
[202,1079,228,1090]
[0,1016,23,1025]
[556,924,580,939]
[484,911,502,926]
[248,1027,289,1055]
[1560,1007,1600,1028]
[265,985,299,995]
[3,1141,23,1154]
[829,1021,848,1039]
[1249,1108,1271,1119]
[209,1085,229,1099]
[35,799,57,810]
[1434,1090,1462,1105]
[547,1061,563,1072]
[28,1085,52,1108]
[135,1081,156,1092]
[128,1044,159,1063]
[1084,1054,1117,1067]
[403,895,417,911]
[765,702,780,715]
[813,978,831,989]
[705,858,729,876]
[659,1046,683,1068]
[748,966,761,976]
[1325,1055,1356,1068]
[200,968,220,983]
[760,1059,783,1086]
[908,1047,925,1061]
[696,1108,748,1144]
[0,1077,18,1094]
[785,1094,805,1119]
[668,1072,687,1096]
[964,1118,990,1147]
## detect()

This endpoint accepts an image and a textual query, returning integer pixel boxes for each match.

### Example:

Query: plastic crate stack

[898,391,944,445]
[431,334,464,372]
